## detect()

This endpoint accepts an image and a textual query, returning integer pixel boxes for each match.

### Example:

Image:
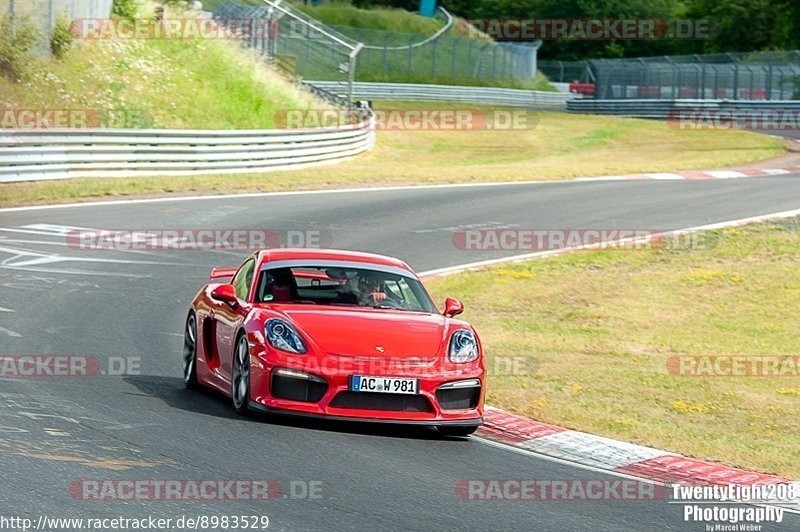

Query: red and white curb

[478,407,800,508]
[577,166,800,181]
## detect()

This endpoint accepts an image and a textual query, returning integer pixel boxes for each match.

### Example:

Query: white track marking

[419,207,800,278]
[643,172,684,179]
[763,169,791,175]
[0,265,146,277]
[475,439,800,515]
[475,437,663,484]
[0,326,21,338]
[1,169,795,214]
[706,170,748,179]
[0,226,160,256]
[0,246,179,268]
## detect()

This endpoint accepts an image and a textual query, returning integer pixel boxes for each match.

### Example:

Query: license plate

[350,376,419,395]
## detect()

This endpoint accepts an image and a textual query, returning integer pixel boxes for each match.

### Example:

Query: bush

[50,14,74,59]
[0,15,39,80]
[112,0,139,19]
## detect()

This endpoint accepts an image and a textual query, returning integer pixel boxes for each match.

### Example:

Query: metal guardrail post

[265,1,277,61]
[431,38,437,77]
[407,35,414,76]
[451,39,458,78]
[382,33,390,76]
[766,64,773,100]
[8,0,14,34]
[348,43,363,111]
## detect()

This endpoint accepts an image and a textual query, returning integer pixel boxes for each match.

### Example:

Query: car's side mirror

[443,297,464,318]
[211,284,239,307]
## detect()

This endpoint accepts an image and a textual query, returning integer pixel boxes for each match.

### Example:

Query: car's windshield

[255,265,436,313]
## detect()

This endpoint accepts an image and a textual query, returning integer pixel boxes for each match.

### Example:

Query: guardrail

[307,81,576,108]
[567,99,800,119]
[0,118,375,184]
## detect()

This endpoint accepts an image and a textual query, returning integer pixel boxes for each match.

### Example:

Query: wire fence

[0,0,113,54]
[213,1,540,92]
[539,60,592,84]
[334,24,539,84]
[591,51,800,100]
[214,0,361,105]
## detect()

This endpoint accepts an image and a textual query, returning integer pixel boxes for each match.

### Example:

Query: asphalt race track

[2,176,800,530]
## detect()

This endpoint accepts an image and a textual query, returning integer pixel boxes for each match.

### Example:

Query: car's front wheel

[232,333,251,415]
[438,425,479,438]
[183,313,199,389]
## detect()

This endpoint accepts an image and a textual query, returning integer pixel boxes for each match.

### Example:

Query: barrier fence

[307,81,574,108]
[0,117,376,183]
[590,51,800,101]
[567,98,800,119]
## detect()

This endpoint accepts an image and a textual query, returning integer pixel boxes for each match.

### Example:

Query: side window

[232,259,256,301]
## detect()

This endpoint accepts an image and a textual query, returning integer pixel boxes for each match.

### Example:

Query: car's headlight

[449,330,478,363]
[265,319,307,354]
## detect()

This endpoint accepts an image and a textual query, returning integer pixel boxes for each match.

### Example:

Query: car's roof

[258,248,413,272]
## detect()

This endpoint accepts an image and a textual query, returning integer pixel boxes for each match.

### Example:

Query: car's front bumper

[248,401,483,428]
[249,348,485,425]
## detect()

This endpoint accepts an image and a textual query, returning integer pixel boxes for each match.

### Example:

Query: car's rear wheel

[438,426,479,437]
[232,334,251,415]
[183,313,199,389]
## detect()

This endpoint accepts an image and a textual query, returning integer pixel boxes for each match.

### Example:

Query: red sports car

[183,249,485,436]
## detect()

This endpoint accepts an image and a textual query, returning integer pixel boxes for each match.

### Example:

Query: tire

[183,313,199,389]
[437,425,479,437]
[231,333,251,415]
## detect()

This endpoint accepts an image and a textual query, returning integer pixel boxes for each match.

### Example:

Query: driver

[356,271,389,305]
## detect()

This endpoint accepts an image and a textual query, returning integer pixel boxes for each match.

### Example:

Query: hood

[276,307,448,359]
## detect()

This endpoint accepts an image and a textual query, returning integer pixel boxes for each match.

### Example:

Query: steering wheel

[369,293,403,309]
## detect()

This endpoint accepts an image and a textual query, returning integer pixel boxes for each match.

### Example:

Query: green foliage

[50,14,74,59]
[0,15,39,80]
[112,0,139,19]
[352,0,800,59]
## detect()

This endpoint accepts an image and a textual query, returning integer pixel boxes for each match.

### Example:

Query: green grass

[294,1,443,34]
[0,24,327,129]
[0,100,783,207]
[202,0,442,34]
[424,220,800,478]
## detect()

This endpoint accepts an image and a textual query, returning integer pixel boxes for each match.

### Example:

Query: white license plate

[350,376,419,395]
